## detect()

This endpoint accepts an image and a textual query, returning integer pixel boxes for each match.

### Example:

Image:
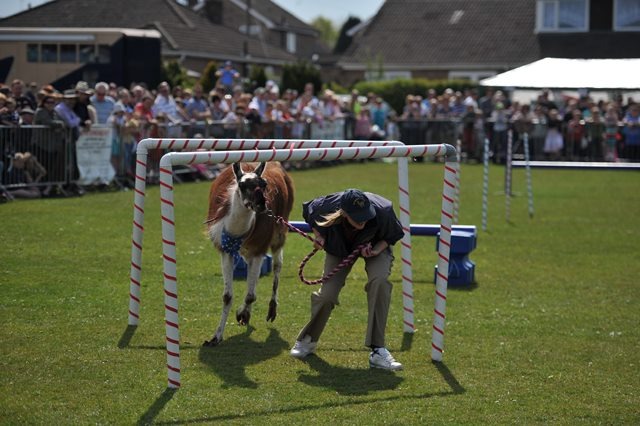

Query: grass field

[1,161,639,424]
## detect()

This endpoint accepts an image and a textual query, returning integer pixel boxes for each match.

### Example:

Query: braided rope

[298,244,368,286]
[270,214,369,286]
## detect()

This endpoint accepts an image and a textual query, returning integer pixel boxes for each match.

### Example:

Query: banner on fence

[76,125,115,185]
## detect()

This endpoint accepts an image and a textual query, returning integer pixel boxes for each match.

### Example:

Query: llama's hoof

[203,336,222,347]
[266,300,277,322]
[236,310,251,325]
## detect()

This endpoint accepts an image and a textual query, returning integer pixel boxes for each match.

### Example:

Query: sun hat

[340,189,376,223]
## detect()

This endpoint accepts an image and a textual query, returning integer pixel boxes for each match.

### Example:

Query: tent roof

[480,57,640,90]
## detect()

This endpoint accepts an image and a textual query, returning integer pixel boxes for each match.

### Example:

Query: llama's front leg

[204,252,235,346]
[266,248,283,322]
[236,256,262,325]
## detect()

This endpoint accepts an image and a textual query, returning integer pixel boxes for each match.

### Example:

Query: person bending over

[290,189,405,371]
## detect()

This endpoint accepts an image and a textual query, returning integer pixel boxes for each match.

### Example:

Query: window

[536,0,589,32]
[41,44,58,63]
[96,44,110,64]
[26,44,39,62]
[286,32,296,53]
[60,44,77,63]
[615,0,640,30]
[79,44,95,63]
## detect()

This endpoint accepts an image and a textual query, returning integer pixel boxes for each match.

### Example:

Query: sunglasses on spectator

[45,100,56,104]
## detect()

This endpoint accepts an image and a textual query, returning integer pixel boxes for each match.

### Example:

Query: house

[0,0,324,88]
[335,0,640,86]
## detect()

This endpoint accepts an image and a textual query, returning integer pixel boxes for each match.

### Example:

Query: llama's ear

[254,162,266,177]
[233,163,243,181]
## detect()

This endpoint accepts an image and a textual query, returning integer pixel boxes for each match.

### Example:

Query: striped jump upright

[523,133,535,218]
[453,139,461,225]
[397,157,415,333]
[482,137,490,232]
[159,165,181,388]
[505,130,513,222]
[431,159,457,361]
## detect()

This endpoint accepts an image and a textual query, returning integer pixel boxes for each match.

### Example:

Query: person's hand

[360,243,375,258]
[313,236,325,250]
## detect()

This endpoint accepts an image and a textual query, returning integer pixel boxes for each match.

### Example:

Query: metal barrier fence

[2,116,636,199]
[1,125,73,198]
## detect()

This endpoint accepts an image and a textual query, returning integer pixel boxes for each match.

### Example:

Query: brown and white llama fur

[204,162,294,346]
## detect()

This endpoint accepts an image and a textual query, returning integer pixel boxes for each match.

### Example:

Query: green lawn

[1,161,639,424]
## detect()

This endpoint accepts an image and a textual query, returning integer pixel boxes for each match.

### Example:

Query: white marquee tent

[480,57,640,90]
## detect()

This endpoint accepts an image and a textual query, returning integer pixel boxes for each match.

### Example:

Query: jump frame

[128,139,422,335]
[131,140,458,388]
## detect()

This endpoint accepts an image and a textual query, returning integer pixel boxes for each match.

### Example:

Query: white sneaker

[369,347,403,371]
[290,335,317,359]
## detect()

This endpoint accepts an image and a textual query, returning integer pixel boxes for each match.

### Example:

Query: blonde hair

[316,209,345,227]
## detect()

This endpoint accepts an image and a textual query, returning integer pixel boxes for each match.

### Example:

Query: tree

[311,16,338,50]
[249,65,267,90]
[334,16,361,54]
[199,61,219,94]
[160,60,191,89]
[281,61,322,95]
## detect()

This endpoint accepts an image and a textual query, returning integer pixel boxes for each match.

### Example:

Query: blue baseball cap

[340,189,376,223]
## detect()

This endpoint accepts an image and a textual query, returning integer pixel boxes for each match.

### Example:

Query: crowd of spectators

[1,66,639,200]
[394,87,640,163]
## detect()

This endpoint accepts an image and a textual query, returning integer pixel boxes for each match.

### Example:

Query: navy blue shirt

[302,191,405,257]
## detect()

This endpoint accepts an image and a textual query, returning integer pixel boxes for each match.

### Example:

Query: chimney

[204,0,223,25]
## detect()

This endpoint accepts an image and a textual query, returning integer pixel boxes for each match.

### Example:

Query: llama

[204,162,294,346]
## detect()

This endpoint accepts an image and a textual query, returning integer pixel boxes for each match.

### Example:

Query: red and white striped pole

[397,157,415,333]
[159,162,181,388]
[128,139,405,325]
[157,144,454,387]
[432,148,457,361]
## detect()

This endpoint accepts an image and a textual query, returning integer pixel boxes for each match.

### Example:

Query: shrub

[353,78,476,114]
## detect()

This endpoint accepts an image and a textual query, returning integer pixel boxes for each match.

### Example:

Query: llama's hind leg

[204,252,235,346]
[266,247,283,322]
[236,256,262,325]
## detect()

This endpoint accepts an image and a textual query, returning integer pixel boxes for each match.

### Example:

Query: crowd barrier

[2,116,637,198]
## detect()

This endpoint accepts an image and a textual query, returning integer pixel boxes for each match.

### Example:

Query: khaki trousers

[296,248,394,348]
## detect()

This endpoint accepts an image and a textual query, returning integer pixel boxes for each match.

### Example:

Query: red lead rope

[270,213,369,286]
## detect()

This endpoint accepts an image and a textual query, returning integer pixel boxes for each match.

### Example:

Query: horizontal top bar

[138,138,404,154]
[288,221,475,236]
[159,144,456,167]
[512,160,640,170]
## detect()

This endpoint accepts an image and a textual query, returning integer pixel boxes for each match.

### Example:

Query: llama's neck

[223,188,255,237]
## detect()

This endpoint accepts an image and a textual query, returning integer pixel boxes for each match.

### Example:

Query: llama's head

[233,162,268,213]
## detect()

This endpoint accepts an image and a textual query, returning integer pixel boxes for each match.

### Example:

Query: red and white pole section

[397,157,415,333]
[128,146,149,325]
[482,137,490,232]
[453,139,461,225]
[432,147,457,361]
[505,129,513,222]
[159,160,181,388]
[523,133,534,218]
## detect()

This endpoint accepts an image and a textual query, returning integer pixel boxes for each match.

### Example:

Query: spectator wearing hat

[216,61,240,94]
[18,107,35,126]
[0,97,19,126]
[74,81,96,129]
[90,82,116,124]
[33,93,66,182]
[55,90,81,130]
[290,189,405,372]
